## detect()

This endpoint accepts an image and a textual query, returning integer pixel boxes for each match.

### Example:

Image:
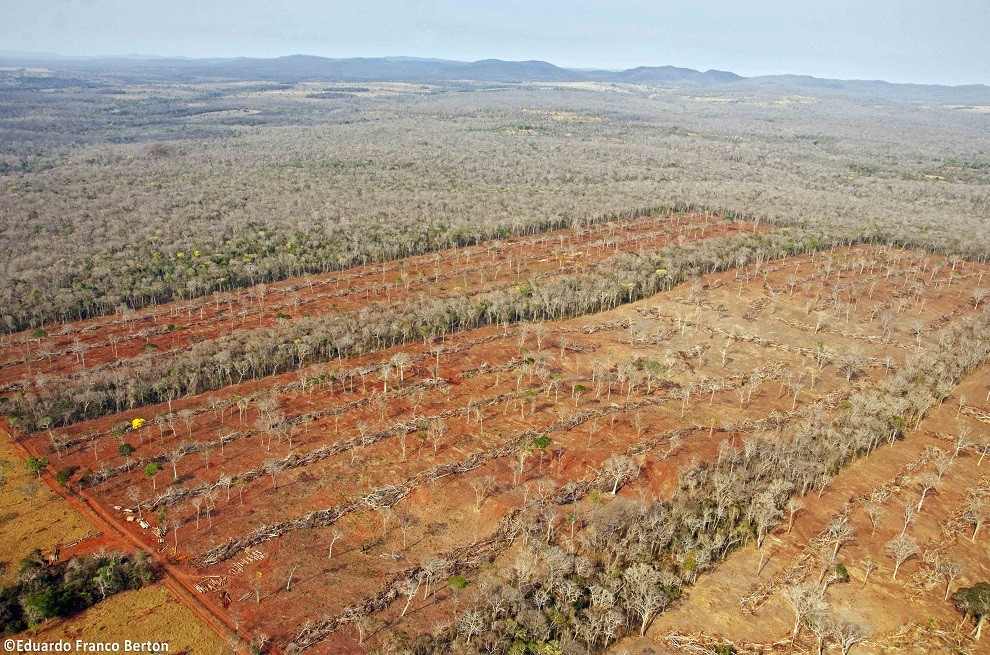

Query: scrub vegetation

[2,64,990,654]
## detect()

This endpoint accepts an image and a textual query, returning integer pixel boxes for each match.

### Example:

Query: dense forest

[4,62,990,655]
[0,550,155,633]
[1,69,988,331]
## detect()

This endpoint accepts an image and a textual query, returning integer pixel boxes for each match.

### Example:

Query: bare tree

[167,447,186,481]
[929,446,953,480]
[378,363,392,393]
[428,418,449,456]
[752,491,783,549]
[421,557,450,598]
[977,441,990,466]
[600,454,639,494]
[178,408,195,437]
[327,526,345,559]
[398,576,421,617]
[457,608,486,644]
[623,563,668,636]
[861,558,878,589]
[834,619,868,655]
[901,499,918,536]
[863,501,884,536]
[783,582,826,644]
[218,474,233,502]
[390,352,412,385]
[964,491,990,541]
[824,514,855,559]
[190,496,203,530]
[469,475,496,511]
[126,485,143,518]
[533,323,550,351]
[376,506,395,538]
[285,563,300,592]
[973,287,989,309]
[884,534,919,580]
[937,559,964,601]
[396,511,418,548]
[915,472,940,511]
[955,424,975,458]
[263,458,280,490]
[838,352,865,381]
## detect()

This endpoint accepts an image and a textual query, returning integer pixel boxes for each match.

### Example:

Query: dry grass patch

[17,583,227,655]
[0,433,95,577]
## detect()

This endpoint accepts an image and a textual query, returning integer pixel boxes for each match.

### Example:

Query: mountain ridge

[2,51,988,103]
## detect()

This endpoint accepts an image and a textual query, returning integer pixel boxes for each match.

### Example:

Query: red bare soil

[9,239,990,654]
[0,212,752,392]
[635,366,990,655]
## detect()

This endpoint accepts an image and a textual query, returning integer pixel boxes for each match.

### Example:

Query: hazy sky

[3,0,987,85]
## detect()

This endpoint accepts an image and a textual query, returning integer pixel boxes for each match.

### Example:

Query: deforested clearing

[4,66,990,655]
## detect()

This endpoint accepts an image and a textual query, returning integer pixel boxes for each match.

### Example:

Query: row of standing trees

[7,223,867,433]
[394,315,990,654]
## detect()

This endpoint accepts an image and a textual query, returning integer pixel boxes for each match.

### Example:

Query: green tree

[55,468,72,487]
[953,582,990,640]
[26,456,49,479]
[144,461,163,492]
[533,436,552,473]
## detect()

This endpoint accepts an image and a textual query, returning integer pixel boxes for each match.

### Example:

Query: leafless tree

[964,491,990,541]
[623,563,668,636]
[190,496,203,530]
[783,582,826,644]
[421,557,450,598]
[884,533,919,580]
[834,620,868,655]
[469,475,496,511]
[861,558,878,589]
[390,352,412,384]
[914,472,940,511]
[838,352,865,382]
[218,474,233,502]
[937,559,964,601]
[376,506,395,538]
[751,491,783,549]
[327,526,345,559]
[457,607,486,644]
[534,323,550,352]
[824,514,855,559]
[973,288,990,309]
[901,499,918,535]
[178,408,195,437]
[396,511,418,548]
[863,502,884,536]
[976,441,990,466]
[928,445,953,480]
[600,454,639,494]
[953,424,975,460]
[167,447,187,481]
[428,418,448,456]
[126,485,143,518]
[285,563,300,592]
[398,576,421,617]
[263,458,280,490]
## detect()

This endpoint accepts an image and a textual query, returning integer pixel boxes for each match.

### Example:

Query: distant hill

[1,52,987,103]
